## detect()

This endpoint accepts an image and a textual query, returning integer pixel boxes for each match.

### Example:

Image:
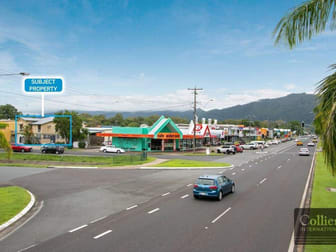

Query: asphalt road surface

[0,139,314,252]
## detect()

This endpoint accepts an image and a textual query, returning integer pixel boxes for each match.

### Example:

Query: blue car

[193,175,235,201]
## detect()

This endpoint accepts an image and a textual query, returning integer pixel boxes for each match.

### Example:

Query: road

[0,139,314,252]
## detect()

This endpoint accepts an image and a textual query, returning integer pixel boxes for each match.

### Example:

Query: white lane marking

[211,207,231,224]
[161,192,170,196]
[288,158,291,161]
[90,216,106,224]
[241,169,245,171]
[181,194,189,199]
[205,226,208,230]
[69,224,88,233]
[126,205,138,210]
[255,162,258,165]
[18,244,37,252]
[259,178,267,184]
[93,230,112,239]
[232,172,236,175]
[277,165,282,169]
[187,184,193,187]
[218,171,224,174]
[230,167,234,170]
[148,208,160,214]
[249,165,252,168]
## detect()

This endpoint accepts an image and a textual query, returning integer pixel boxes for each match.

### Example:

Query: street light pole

[188,86,203,153]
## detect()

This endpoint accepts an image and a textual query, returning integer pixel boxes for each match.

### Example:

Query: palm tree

[274,0,336,174]
[0,131,12,160]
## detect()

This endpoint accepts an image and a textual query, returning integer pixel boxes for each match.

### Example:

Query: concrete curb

[47,166,98,169]
[0,189,35,232]
[139,165,234,170]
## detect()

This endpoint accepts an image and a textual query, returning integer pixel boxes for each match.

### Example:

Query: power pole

[188,86,203,153]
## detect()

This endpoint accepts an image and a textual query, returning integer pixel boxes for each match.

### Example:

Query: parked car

[100,145,125,154]
[216,145,236,154]
[307,142,315,147]
[11,144,32,153]
[232,145,243,153]
[299,148,310,156]
[41,144,64,154]
[193,175,235,201]
[240,143,258,150]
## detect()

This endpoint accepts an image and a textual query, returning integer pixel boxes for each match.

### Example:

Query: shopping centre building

[93,115,292,152]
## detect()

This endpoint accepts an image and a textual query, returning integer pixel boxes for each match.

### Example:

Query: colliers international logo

[295,208,336,245]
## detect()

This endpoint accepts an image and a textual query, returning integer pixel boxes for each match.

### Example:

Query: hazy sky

[0,0,335,113]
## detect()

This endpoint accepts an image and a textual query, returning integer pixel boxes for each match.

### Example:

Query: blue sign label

[24,77,63,93]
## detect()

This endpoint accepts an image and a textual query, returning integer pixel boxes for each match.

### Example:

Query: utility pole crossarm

[188,86,203,153]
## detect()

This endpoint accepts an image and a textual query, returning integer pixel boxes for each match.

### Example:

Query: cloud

[284,84,296,90]
[1,88,296,114]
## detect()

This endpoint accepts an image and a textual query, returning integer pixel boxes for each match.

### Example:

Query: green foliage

[274,0,336,174]
[54,111,86,143]
[0,131,12,160]
[0,123,7,129]
[23,125,33,144]
[274,0,336,48]
[0,104,21,120]
[78,142,86,148]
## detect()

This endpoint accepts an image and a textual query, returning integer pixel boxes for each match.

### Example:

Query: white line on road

[18,244,37,252]
[211,207,231,224]
[249,165,252,167]
[69,224,88,233]
[230,167,234,170]
[232,172,236,175]
[148,208,160,214]
[277,165,282,169]
[126,205,138,210]
[90,216,107,224]
[161,192,170,196]
[218,171,224,174]
[181,194,189,199]
[186,184,193,187]
[255,162,258,165]
[259,178,267,184]
[241,169,245,171]
[93,230,112,239]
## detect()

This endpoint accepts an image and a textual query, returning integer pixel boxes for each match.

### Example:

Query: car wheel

[42,150,46,154]
[117,150,121,154]
[103,149,107,153]
[56,151,59,154]
[233,152,236,155]
[21,149,25,153]
[231,184,235,193]
[193,195,199,199]
[217,150,220,153]
[217,190,223,201]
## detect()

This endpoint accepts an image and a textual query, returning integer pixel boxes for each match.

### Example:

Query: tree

[274,0,336,174]
[23,125,34,144]
[54,111,84,144]
[0,131,12,160]
[0,104,21,119]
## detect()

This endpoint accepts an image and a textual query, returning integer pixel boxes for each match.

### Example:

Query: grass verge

[0,186,31,225]
[0,153,156,167]
[305,151,336,252]
[153,159,230,167]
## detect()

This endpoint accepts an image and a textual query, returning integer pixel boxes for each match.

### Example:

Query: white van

[250,141,265,146]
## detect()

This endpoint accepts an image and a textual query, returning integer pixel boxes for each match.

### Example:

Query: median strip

[93,230,112,239]
[211,207,231,224]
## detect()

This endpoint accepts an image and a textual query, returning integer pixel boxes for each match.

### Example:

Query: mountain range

[79,93,317,123]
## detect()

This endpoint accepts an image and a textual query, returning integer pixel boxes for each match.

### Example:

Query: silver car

[299,148,310,156]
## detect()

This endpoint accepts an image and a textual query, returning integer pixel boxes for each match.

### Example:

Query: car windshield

[197,178,215,185]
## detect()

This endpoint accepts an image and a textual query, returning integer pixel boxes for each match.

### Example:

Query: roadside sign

[23,76,64,94]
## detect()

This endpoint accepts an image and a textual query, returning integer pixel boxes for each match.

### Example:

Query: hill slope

[79,93,317,123]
